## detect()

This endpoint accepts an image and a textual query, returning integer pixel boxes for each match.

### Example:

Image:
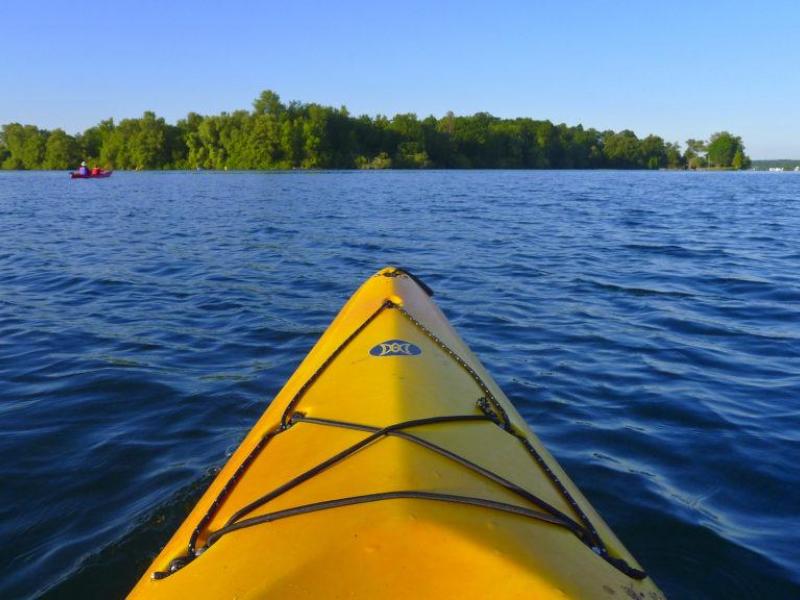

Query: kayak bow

[129,267,664,599]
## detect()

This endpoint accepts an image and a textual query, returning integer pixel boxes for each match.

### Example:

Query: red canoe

[70,171,113,179]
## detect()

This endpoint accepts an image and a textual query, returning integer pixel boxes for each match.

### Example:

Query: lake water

[1,170,798,599]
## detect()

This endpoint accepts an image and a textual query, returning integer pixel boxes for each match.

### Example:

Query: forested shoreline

[0,90,750,171]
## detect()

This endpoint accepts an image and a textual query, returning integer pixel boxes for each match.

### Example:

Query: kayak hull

[70,171,112,178]
[129,268,664,599]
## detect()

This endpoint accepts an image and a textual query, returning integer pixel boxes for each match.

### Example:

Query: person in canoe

[77,161,89,176]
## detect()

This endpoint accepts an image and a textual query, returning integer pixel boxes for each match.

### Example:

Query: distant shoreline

[750,159,800,171]
[4,167,783,174]
[2,90,751,173]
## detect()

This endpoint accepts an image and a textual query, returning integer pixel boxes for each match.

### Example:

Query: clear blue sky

[1,0,797,158]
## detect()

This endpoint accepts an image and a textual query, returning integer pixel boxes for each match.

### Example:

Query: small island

[0,90,750,172]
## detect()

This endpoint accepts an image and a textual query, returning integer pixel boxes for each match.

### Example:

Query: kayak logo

[369,339,422,357]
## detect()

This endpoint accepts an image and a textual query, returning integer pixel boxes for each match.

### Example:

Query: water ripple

[0,170,798,599]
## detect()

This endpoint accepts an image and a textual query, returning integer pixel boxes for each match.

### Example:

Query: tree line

[0,90,751,171]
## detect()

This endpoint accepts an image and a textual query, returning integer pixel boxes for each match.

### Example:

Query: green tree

[602,130,641,168]
[253,90,285,117]
[280,117,305,167]
[99,112,171,169]
[665,142,684,169]
[706,131,747,168]
[80,119,115,164]
[683,138,706,169]
[731,148,750,170]
[1,124,48,169]
[132,111,169,169]
[302,104,333,168]
[394,141,430,168]
[640,134,667,169]
[685,138,706,155]
[43,129,81,169]
[1,123,26,168]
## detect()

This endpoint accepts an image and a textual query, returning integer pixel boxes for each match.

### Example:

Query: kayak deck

[129,267,663,599]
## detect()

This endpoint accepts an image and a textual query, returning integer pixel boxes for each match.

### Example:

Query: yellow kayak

[129,267,664,599]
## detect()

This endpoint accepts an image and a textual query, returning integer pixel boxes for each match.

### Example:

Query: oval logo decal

[369,339,422,357]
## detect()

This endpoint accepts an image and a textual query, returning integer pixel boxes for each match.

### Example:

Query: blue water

[1,171,798,599]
